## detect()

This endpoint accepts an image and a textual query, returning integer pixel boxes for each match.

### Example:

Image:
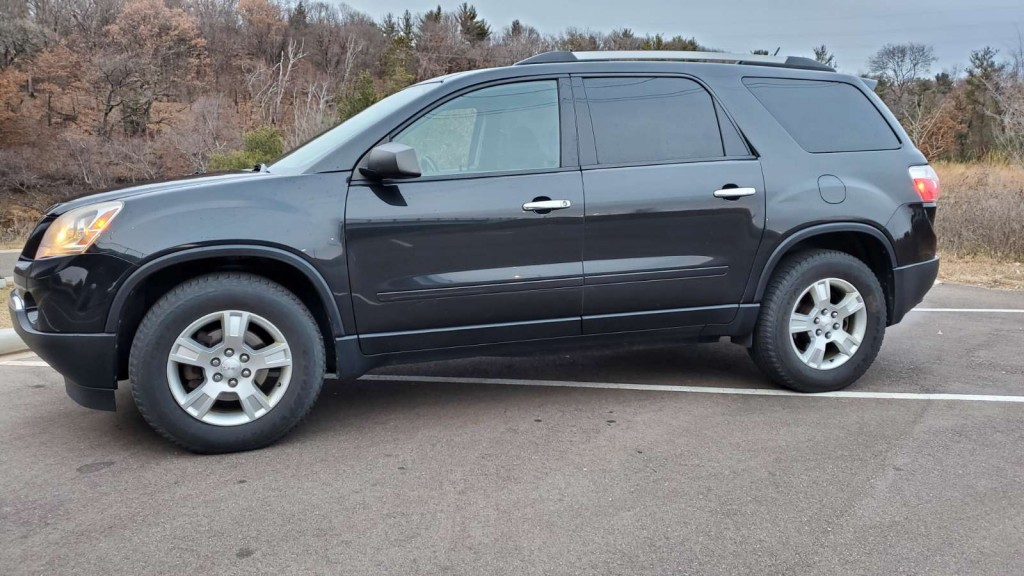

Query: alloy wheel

[166,310,293,426]
[788,278,868,371]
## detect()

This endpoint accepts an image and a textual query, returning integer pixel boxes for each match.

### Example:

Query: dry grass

[932,162,1024,290]
[933,162,1024,261]
[0,284,11,329]
[938,254,1024,290]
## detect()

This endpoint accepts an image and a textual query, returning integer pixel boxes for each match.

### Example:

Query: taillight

[909,165,940,202]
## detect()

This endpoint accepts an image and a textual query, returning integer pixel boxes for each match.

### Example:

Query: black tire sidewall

[131,276,324,453]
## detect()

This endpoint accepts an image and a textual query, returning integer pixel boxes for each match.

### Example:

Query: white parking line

[912,308,1024,313]
[0,350,38,361]
[362,374,1024,403]
[4,355,1023,403]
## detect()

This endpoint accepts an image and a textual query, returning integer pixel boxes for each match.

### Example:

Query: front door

[574,75,766,333]
[345,78,585,354]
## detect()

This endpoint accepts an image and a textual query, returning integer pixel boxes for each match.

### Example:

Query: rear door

[574,75,766,333]
[345,78,585,354]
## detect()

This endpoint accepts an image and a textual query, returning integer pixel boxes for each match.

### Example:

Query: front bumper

[890,257,940,325]
[9,288,118,411]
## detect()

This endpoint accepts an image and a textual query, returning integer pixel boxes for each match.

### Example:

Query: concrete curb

[0,328,27,356]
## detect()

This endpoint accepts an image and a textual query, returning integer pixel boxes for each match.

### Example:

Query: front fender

[103,244,346,335]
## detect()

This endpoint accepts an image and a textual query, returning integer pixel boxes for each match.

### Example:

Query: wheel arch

[107,245,345,379]
[750,223,899,323]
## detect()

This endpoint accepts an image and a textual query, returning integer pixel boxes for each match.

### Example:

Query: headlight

[36,201,123,259]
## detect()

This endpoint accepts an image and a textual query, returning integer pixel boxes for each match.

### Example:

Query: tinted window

[393,81,560,176]
[583,77,724,165]
[743,78,900,153]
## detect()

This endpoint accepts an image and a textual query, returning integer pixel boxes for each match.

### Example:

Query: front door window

[393,81,560,176]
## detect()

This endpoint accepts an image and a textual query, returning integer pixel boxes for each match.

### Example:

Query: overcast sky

[345,0,1023,74]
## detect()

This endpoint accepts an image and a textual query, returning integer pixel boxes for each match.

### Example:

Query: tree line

[1,0,1023,217]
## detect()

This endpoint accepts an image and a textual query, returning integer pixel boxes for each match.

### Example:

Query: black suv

[9,51,939,452]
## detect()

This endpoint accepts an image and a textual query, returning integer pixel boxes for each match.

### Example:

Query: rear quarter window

[742,77,900,153]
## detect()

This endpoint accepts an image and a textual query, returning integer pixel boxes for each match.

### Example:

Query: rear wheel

[130,273,325,453]
[750,249,886,392]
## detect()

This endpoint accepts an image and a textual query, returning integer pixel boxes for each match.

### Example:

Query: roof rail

[515,50,834,72]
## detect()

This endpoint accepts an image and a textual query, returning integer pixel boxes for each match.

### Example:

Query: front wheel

[130,273,325,453]
[750,249,887,393]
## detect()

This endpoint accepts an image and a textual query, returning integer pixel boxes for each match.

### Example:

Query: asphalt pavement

[1,282,1022,575]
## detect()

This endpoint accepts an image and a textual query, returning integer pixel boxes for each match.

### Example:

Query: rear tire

[130,273,325,453]
[750,249,886,393]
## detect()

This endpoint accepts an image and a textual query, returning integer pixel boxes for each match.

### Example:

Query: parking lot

[2,282,1023,575]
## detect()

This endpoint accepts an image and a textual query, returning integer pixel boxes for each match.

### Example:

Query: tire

[130,273,325,453]
[750,249,886,393]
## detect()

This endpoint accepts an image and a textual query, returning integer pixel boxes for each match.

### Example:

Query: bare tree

[0,147,41,193]
[287,76,332,147]
[168,95,235,173]
[981,35,1024,164]
[604,28,642,51]
[0,0,49,68]
[868,42,940,145]
[868,42,936,102]
[245,38,304,126]
[94,0,206,137]
[415,9,465,78]
[498,19,545,64]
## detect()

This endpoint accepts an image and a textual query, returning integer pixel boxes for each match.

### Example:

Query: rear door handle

[713,187,757,199]
[523,199,572,212]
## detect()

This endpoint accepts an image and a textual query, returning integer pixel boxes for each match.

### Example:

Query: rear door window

[742,77,900,153]
[582,77,725,165]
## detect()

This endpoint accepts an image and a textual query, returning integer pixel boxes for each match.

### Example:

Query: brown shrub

[0,203,42,246]
[934,162,1024,261]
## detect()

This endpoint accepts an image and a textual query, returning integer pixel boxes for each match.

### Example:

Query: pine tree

[813,44,837,68]
[457,3,490,43]
[288,0,307,29]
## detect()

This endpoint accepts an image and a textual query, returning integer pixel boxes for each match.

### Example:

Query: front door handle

[523,199,572,212]
[713,187,757,199]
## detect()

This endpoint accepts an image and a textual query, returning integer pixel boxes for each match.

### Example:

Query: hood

[49,171,269,215]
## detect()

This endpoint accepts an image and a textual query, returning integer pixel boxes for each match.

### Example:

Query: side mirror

[359,142,421,180]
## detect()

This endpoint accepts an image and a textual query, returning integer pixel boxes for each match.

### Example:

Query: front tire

[750,249,886,393]
[130,273,325,453]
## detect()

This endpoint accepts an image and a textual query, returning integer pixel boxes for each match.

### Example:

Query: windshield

[271,82,439,172]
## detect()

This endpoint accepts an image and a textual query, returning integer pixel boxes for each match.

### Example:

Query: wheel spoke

[801,338,827,368]
[167,309,292,426]
[182,384,217,418]
[248,342,291,370]
[835,293,865,318]
[221,311,250,349]
[810,280,832,307]
[239,387,272,420]
[169,337,214,368]
[832,330,861,356]
[789,312,814,334]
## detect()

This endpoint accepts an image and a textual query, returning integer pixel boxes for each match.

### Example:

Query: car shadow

[101,341,768,453]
